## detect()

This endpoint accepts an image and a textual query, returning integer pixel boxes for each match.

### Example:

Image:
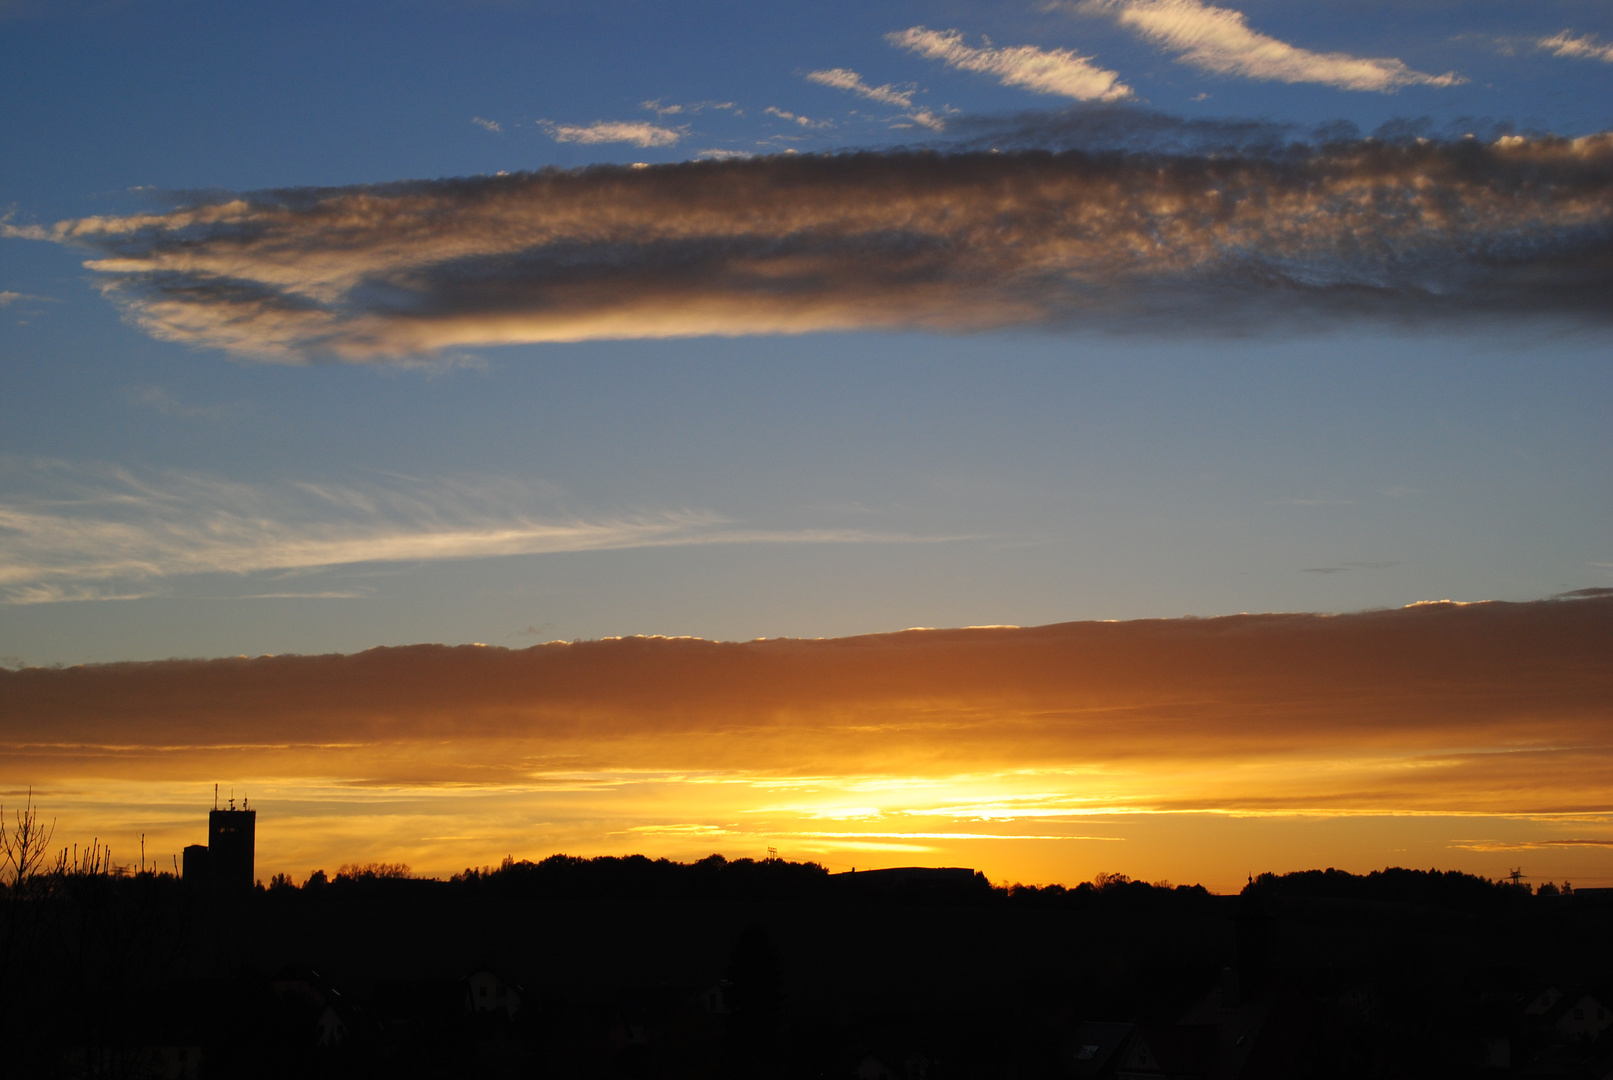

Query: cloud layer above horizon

[2,597,1610,884]
[8,595,1607,809]
[15,122,1612,362]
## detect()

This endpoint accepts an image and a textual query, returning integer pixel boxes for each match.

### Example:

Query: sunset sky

[1,0,1610,891]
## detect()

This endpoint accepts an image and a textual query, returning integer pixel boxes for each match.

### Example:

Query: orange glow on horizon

[3,598,1610,892]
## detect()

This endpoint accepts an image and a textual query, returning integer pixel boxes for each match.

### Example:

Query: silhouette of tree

[0,787,56,890]
[0,788,59,1074]
[51,837,193,1078]
[336,861,412,881]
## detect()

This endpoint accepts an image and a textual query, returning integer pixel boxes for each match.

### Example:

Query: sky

[1,0,1610,889]
[4,598,1612,892]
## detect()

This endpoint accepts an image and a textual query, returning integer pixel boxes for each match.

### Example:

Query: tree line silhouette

[3,793,1608,1079]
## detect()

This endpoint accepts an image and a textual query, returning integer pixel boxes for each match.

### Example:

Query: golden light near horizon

[15,764,1612,894]
[7,599,1611,892]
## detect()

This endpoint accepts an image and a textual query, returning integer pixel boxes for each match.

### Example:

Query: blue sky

[2,0,1611,666]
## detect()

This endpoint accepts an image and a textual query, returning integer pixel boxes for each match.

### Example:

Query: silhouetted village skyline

[2,796,1612,1078]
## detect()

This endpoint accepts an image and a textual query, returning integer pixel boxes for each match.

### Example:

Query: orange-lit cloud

[1538,30,1613,65]
[889,27,1132,102]
[804,68,946,131]
[14,130,1612,361]
[540,119,685,147]
[3,597,1610,888]
[1072,0,1463,91]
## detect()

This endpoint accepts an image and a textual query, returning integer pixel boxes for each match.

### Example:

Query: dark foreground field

[2,857,1610,1079]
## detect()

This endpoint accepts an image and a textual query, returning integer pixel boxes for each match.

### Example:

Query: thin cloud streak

[806,68,915,108]
[236,591,372,600]
[1538,31,1613,64]
[0,463,967,603]
[1450,837,1613,852]
[1073,0,1463,91]
[16,126,1612,361]
[805,68,946,132]
[3,584,159,606]
[764,106,827,129]
[540,120,683,147]
[787,832,1118,841]
[890,26,1132,102]
[125,385,226,419]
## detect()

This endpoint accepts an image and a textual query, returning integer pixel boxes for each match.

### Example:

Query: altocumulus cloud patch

[9,127,1613,362]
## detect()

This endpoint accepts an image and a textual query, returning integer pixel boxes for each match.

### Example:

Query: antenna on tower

[214,784,218,811]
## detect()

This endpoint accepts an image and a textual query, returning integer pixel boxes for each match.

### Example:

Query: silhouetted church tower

[183,785,256,893]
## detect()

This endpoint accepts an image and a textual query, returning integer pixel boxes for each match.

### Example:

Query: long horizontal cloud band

[36,134,1613,360]
[0,464,971,605]
[5,598,1610,814]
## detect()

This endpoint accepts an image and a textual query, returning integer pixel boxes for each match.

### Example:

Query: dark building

[209,805,256,891]
[182,843,210,883]
[182,789,256,892]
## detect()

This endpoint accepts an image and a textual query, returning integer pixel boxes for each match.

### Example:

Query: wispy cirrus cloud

[805,67,946,131]
[1538,30,1613,64]
[1300,561,1400,575]
[807,68,915,108]
[125,385,227,420]
[1450,837,1613,852]
[1072,0,1463,91]
[539,119,683,147]
[14,124,1611,362]
[0,461,963,603]
[889,26,1132,102]
[0,289,56,308]
[640,99,737,118]
[764,106,829,129]
[4,583,159,606]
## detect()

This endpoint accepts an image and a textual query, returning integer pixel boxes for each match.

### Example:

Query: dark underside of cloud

[24,111,1613,361]
[3,596,1610,758]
